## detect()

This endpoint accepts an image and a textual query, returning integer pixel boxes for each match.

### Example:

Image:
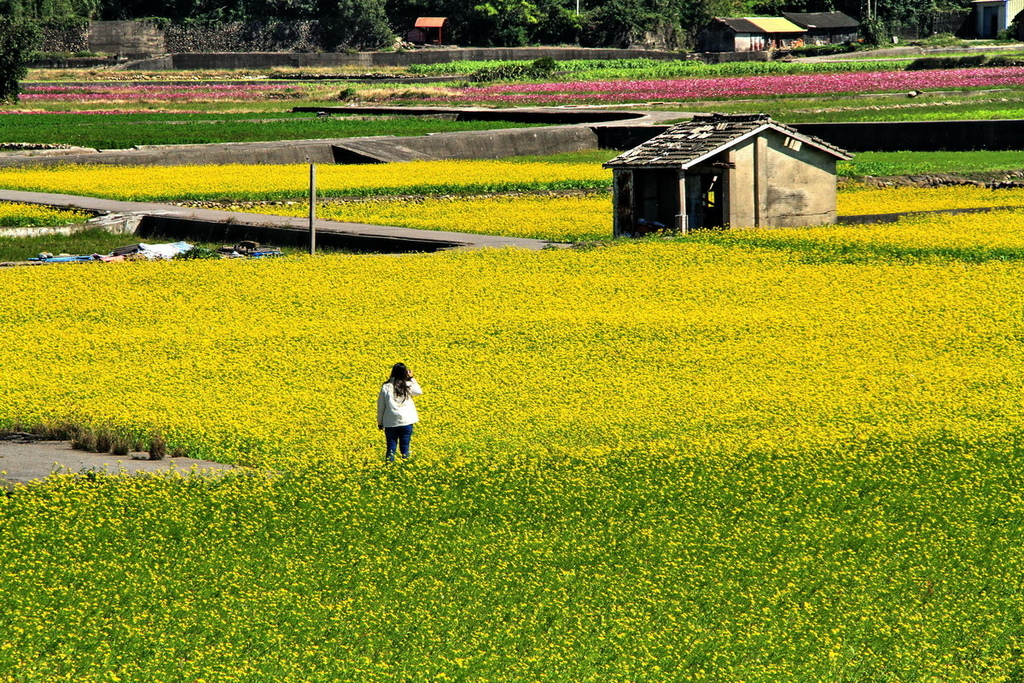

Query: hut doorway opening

[630,169,680,234]
[685,167,726,231]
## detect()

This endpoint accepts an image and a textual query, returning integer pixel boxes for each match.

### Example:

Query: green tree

[469,0,541,45]
[320,0,394,49]
[0,17,41,102]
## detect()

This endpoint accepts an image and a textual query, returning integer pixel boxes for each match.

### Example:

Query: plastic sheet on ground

[138,241,194,260]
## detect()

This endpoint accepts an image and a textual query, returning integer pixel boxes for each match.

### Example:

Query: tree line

[0,0,975,51]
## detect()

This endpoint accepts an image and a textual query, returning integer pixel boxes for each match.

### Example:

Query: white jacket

[377,378,423,428]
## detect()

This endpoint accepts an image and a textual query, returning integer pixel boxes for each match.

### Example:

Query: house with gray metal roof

[782,11,860,44]
[696,16,806,52]
[603,113,852,235]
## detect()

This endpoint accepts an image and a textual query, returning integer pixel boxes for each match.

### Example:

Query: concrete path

[0,189,557,252]
[0,439,233,489]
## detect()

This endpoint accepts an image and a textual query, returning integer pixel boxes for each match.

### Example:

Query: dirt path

[0,439,234,490]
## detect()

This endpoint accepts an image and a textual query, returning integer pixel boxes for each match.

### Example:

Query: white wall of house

[974,0,1024,37]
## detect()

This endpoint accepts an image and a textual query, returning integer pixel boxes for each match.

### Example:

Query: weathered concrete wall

[792,119,1024,152]
[699,50,770,63]
[89,21,166,57]
[127,47,684,70]
[333,125,598,163]
[761,130,838,227]
[725,139,756,228]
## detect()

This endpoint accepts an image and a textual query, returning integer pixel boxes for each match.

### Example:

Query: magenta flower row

[448,66,1024,103]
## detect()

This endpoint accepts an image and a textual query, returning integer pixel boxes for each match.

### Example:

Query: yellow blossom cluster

[838,184,1024,216]
[698,207,1024,261]
[0,201,90,228]
[0,160,610,202]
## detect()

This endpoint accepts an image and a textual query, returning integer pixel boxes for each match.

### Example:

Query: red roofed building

[407,17,450,45]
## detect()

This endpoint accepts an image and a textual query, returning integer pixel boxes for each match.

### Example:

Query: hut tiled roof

[782,11,859,30]
[603,113,851,170]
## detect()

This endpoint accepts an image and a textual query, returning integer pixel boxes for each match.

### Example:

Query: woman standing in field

[377,362,423,462]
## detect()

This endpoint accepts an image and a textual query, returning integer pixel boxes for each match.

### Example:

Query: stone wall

[164,22,325,54]
[88,21,166,57]
[39,19,89,54]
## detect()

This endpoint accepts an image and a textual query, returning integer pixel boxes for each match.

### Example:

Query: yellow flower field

[0,218,1021,467]
[3,212,1024,681]
[705,207,1024,259]
[0,160,610,202]
[3,161,1024,240]
[0,201,90,228]
[838,184,1024,215]
[250,193,613,241]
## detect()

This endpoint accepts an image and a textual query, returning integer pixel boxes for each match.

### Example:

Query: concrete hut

[603,113,852,236]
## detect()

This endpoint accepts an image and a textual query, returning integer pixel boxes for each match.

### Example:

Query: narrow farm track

[0,189,557,251]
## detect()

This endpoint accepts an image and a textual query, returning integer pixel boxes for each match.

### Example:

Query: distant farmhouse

[782,12,860,45]
[972,0,1024,37]
[696,11,859,52]
[697,17,805,52]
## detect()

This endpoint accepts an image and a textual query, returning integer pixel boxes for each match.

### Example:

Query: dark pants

[384,424,414,462]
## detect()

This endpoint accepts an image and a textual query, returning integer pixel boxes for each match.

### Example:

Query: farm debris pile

[3,241,283,267]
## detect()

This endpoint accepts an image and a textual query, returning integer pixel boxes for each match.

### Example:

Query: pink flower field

[446,66,1024,104]
[20,83,304,103]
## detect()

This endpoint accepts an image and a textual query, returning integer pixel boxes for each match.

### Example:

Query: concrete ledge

[331,125,599,163]
[294,106,649,125]
[126,48,686,70]
[0,439,234,490]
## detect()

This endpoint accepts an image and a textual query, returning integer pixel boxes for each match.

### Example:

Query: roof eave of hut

[603,122,851,170]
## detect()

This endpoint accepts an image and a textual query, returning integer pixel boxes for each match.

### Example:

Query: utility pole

[309,163,316,256]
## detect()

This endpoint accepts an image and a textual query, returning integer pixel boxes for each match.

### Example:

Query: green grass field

[0,112,539,149]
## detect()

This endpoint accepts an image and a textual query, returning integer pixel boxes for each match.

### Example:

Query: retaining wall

[89,21,166,58]
[127,47,685,70]
[793,119,1024,152]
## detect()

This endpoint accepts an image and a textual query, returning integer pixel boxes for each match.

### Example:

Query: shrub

[906,55,990,70]
[0,18,41,102]
[149,434,167,461]
[111,433,132,456]
[94,429,112,454]
[172,246,220,260]
[71,428,98,453]
[470,57,563,83]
